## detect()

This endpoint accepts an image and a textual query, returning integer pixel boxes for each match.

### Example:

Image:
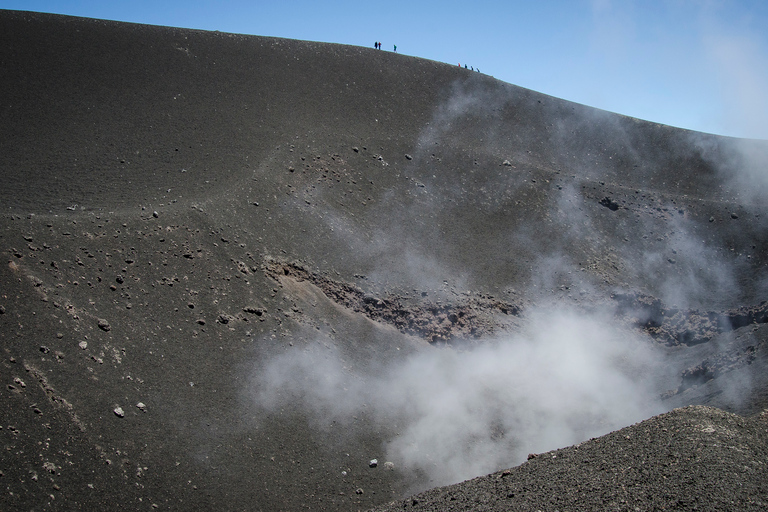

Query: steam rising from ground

[253,308,671,486]
[251,47,767,489]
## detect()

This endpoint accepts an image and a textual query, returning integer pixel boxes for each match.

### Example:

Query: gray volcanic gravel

[372,406,768,511]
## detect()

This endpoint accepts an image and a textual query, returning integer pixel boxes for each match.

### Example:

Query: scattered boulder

[97,319,111,331]
[599,197,620,211]
[243,306,266,316]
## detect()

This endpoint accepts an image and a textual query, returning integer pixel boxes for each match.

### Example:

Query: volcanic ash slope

[1,10,768,511]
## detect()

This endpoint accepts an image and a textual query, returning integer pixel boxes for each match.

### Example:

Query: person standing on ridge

[393,44,397,52]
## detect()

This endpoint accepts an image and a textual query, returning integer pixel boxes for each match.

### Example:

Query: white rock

[114,406,125,418]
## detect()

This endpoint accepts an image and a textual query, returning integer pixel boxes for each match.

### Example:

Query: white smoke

[252,306,672,486]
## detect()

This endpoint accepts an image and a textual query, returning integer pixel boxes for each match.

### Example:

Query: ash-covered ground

[1,10,767,511]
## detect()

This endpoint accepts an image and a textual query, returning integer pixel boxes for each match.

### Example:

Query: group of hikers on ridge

[373,41,480,73]
[374,41,395,52]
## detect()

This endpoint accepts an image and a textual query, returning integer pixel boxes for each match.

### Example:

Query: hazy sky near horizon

[4,0,768,139]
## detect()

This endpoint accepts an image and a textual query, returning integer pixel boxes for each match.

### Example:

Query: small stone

[355,488,364,495]
[114,406,125,418]
[97,319,111,332]
[369,459,378,468]
[383,461,395,470]
[0,305,5,314]
[503,159,512,166]
[152,211,159,218]
[404,154,413,160]
[79,341,88,350]
[709,216,715,222]
[731,213,739,219]
[136,402,147,412]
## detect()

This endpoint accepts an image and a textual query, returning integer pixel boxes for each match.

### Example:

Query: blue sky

[3,0,768,139]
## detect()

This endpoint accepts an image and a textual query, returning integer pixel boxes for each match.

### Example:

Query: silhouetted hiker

[393,44,397,52]
[471,66,474,71]
[464,64,468,69]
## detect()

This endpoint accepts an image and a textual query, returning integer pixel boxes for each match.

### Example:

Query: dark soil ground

[1,10,767,511]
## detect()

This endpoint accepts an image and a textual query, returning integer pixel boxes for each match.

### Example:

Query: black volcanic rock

[1,9,767,512]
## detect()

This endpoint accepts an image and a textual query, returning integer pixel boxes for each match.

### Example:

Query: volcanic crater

[1,10,768,511]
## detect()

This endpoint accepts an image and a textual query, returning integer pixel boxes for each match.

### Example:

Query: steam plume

[252,307,672,486]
